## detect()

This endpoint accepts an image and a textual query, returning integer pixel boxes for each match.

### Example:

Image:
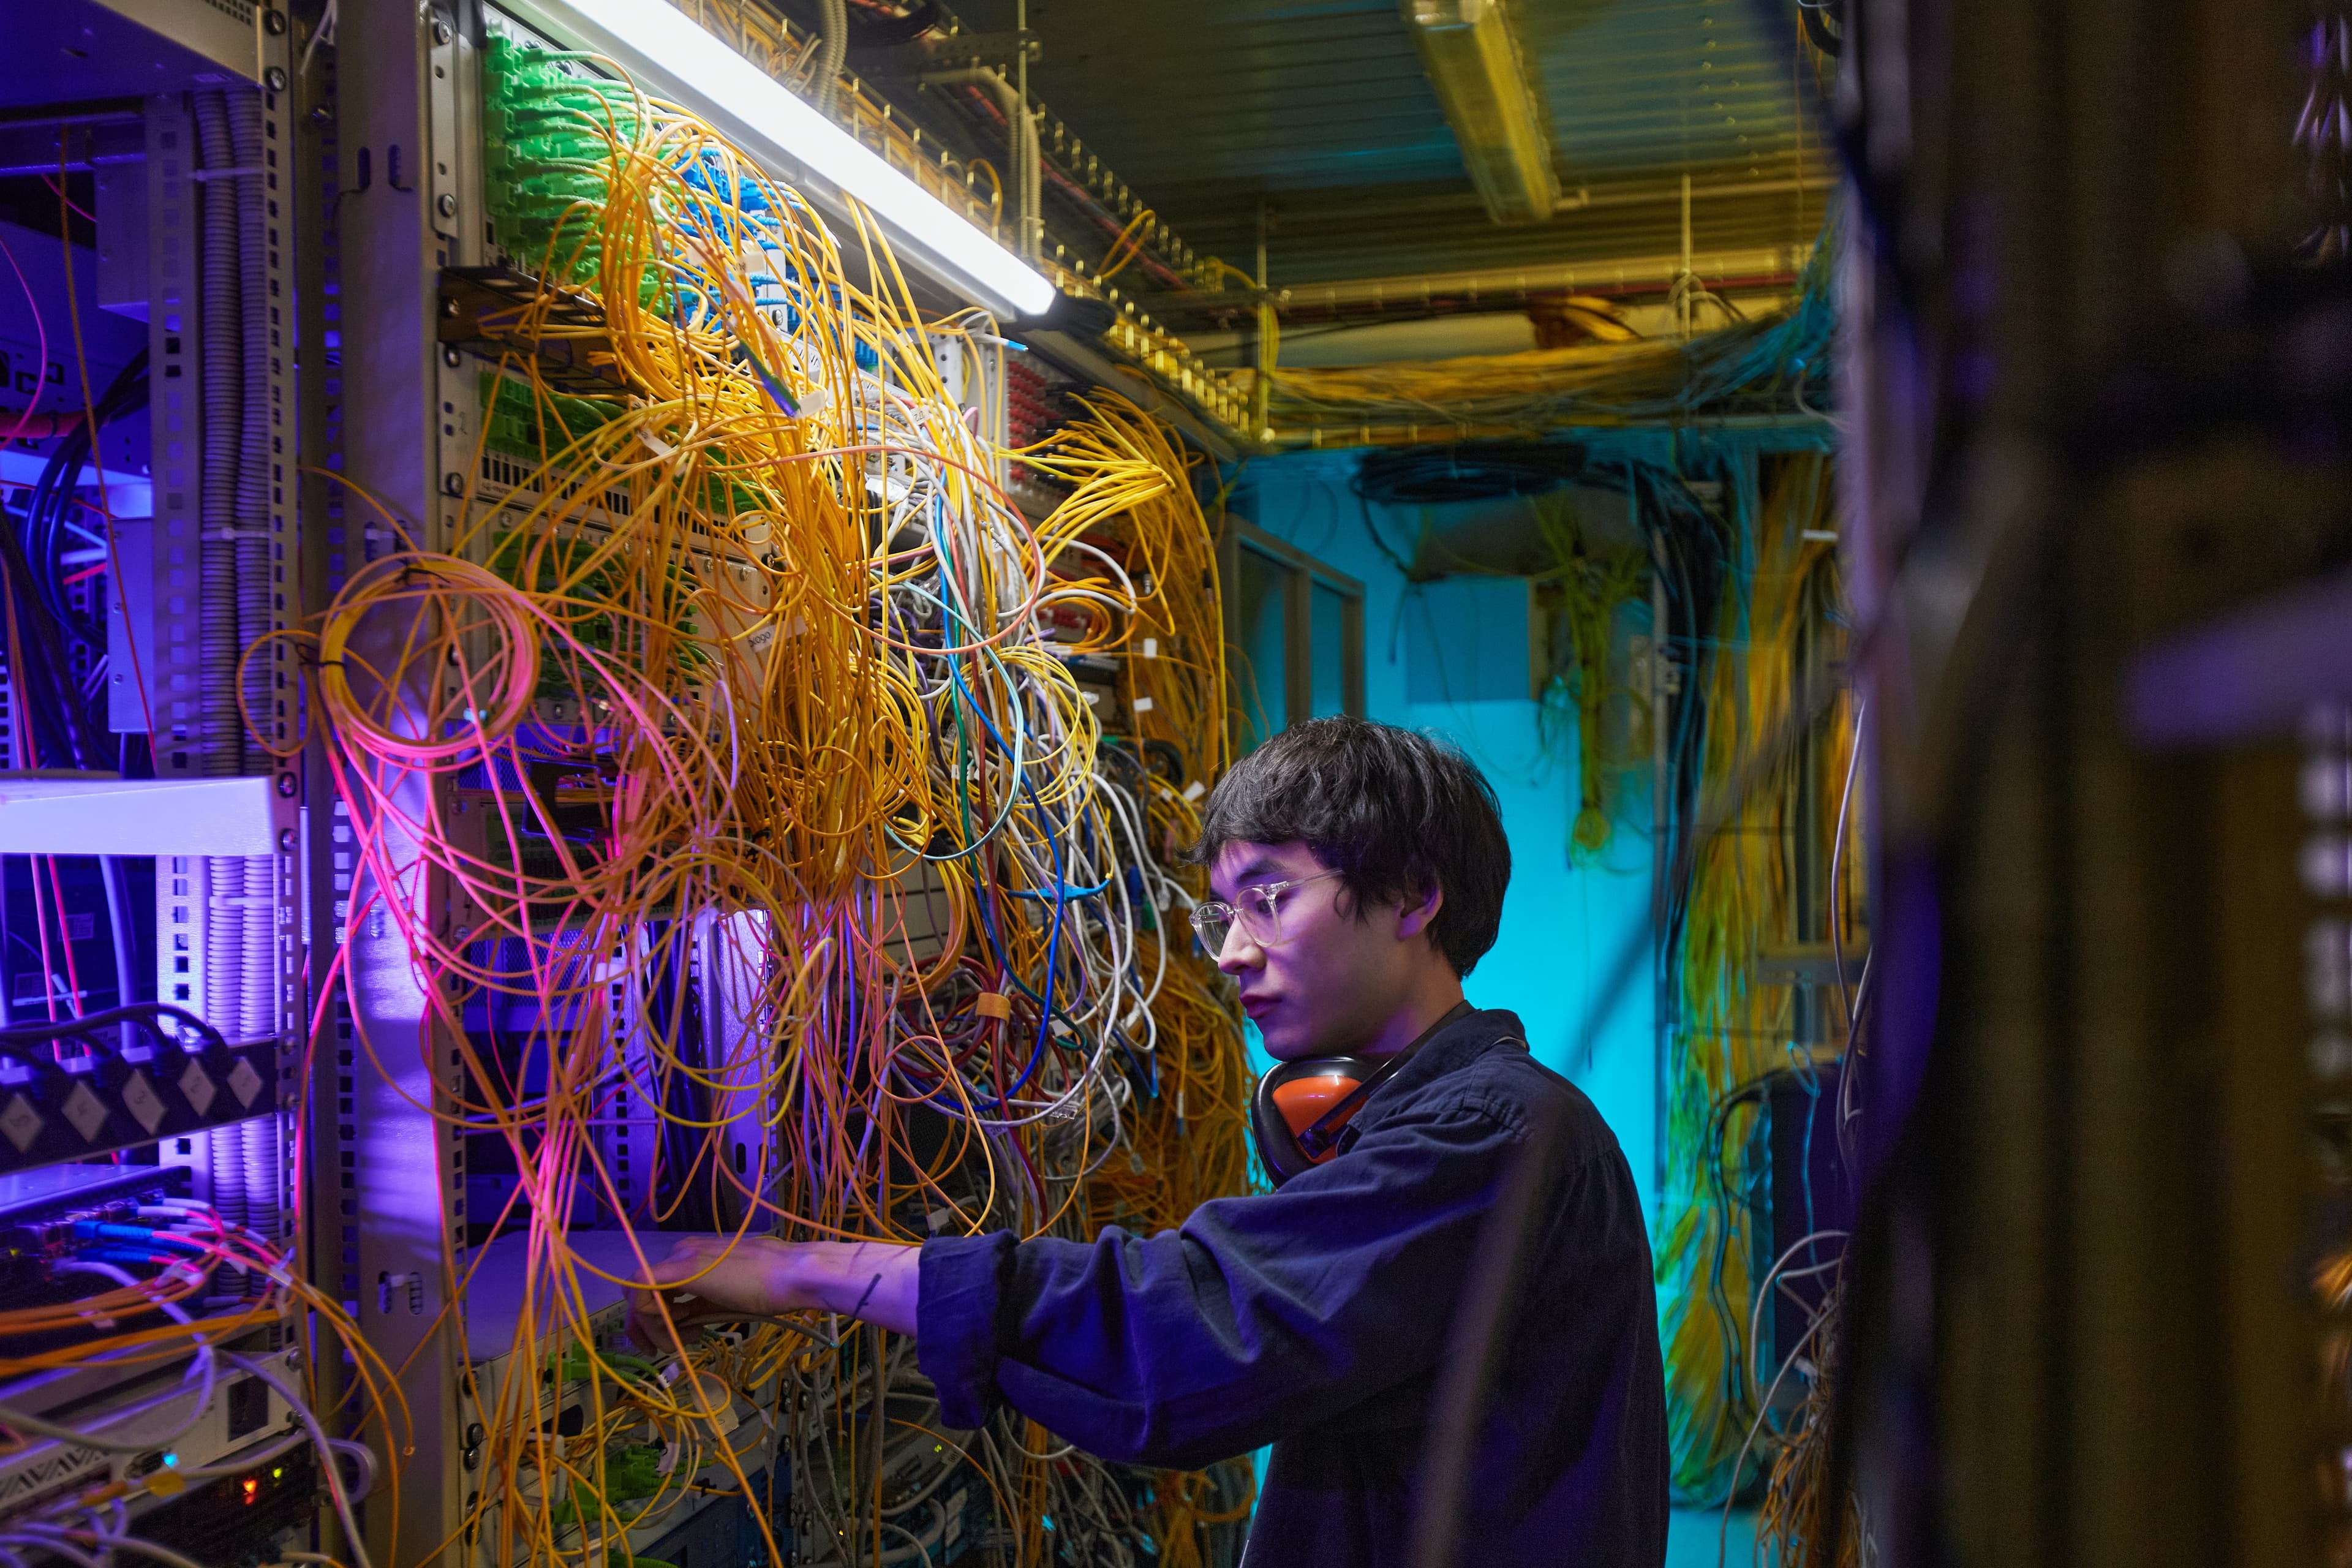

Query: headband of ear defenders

[1251,1055,1396,1187]
[1248,1001,1479,1186]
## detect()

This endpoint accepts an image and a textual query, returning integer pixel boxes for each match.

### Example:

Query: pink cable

[0,227,47,450]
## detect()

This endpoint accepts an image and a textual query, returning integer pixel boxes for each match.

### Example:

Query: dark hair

[1188,717,1510,976]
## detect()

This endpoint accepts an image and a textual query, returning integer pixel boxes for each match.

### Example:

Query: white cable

[0,1263,219,1453]
[1741,1229,1849,1395]
[0,1528,103,1568]
[221,1354,377,1568]
[16,1527,206,1568]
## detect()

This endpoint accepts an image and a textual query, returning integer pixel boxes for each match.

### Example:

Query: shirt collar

[1343,1005,1528,1139]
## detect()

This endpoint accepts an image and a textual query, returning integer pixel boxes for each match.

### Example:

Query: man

[633,717,1668,1566]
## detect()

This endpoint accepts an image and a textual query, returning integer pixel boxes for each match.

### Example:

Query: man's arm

[922,1094,1552,1469]
[626,1092,1573,1471]
[628,1233,921,1344]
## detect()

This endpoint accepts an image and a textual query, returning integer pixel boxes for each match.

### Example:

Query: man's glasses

[1189,871,1342,956]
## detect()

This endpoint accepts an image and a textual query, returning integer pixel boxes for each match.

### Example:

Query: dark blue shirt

[916,1008,1668,1567]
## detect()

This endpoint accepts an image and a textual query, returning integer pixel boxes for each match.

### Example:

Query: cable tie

[1182,780,1205,803]
[973,992,1012,1021]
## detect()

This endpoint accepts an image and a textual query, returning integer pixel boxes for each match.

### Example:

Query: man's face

[1205,839,1431,1060]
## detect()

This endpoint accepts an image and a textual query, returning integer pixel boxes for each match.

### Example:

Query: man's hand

[626,1234,921,1354]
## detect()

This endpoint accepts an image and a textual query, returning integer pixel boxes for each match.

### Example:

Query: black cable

[1798,0,1842,58]
[21,350,148,643]
[1352,443,1589,508]
[0,350,149,771]
[0,515,92,768]
[0,1000,225,1056]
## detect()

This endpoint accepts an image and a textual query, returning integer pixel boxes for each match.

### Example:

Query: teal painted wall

[1230,455,1660,1218]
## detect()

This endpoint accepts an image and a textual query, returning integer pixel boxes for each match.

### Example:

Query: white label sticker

[744,614,807,654]
[121,1071,167,1136]
[226,1058,263,1109]
[1182,780,1206,803]
[945,1490,967,1544]
[687,1371,741,1435]
[1140,638,1158,658]
[178,1058,217,1117]
[0,1095,41,1153]
[1131,696,1154,713]
[62,1082,108,1144]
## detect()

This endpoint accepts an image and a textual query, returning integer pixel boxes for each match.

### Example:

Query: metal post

[334,2,469,1559]
[1253,202,1273,442]
[1016,0,1035,260]
[1649,556,1669,1213]
[1678,171,1692,339]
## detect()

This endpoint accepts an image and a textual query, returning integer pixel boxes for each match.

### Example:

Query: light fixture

[498,0,1059,318]
[1403,0,1560,225]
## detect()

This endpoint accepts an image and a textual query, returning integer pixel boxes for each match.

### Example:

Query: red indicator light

[241,1478,259,1506]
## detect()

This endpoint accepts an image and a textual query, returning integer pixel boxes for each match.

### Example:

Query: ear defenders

[1248,1002,1479,1185]
[1251,1054,1410,1187]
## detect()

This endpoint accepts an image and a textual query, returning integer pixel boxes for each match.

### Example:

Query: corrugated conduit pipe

[813,0,847,116]
[238,1117,281,1295]
[192,91,239,779]
[194,91,273,1241]
[228,89,270,780]
[225,97,277,1205]
[921,69,1038,261]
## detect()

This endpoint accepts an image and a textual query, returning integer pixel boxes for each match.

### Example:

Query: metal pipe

[1269,244,1808,315]
[921,67,1037,262]
[1016,0,1034,262]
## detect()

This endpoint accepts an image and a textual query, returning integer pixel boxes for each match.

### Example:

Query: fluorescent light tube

[500,0,1058,318]
[1404,0,1559,225]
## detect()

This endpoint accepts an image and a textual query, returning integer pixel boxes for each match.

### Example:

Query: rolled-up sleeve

[914,1091,1533,1469]
[917,1229,1019,1429]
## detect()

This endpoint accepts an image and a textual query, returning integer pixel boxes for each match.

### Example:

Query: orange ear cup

[1269,1072,1370,1164]
[1253,1055,1390,1185]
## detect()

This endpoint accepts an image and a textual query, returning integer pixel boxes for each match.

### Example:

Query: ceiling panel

[957,0,1833,287]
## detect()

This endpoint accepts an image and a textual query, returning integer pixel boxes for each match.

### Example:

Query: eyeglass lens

[1194,888,1283,955]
